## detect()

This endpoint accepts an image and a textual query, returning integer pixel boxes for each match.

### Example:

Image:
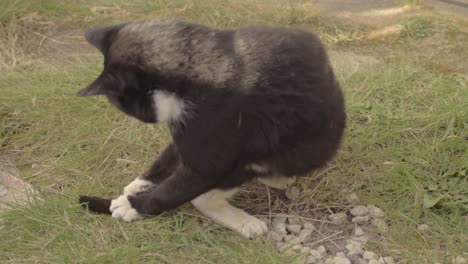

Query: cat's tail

[79,195,112,214]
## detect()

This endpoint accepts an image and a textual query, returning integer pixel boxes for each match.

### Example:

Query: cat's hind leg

[191,189,268,239]
[258,175,296,190]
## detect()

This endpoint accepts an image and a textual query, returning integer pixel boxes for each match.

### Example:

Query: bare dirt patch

[0,157,37,212]
[328,50,381,72]
[417,29,468,74]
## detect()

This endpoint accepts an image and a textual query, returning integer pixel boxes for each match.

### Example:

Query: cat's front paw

[238,217,268,239]
[109,195,142,222]
[123,178,153,196]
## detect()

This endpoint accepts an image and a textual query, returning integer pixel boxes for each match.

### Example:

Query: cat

[78,19,346,239]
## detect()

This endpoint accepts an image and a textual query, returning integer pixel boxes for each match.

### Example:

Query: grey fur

[85,24,124,54]
[103,19,328,89]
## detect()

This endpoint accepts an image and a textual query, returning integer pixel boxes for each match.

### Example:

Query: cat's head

[77,23,161,124]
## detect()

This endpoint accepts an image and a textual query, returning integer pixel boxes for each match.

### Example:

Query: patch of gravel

[264,192,398,264]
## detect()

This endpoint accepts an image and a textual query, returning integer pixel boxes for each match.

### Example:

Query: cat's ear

[85,24,124,54]
[77,73,114,97]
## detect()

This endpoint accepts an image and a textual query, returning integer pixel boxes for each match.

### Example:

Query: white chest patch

[245,163,269,174]
[152,91,188,123]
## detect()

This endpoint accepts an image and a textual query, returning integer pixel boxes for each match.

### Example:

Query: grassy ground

[0,0,467,263]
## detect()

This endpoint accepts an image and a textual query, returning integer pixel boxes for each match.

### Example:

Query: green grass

[339,67,467,262]
[1,198,289,264]
[1,0,319,27]
[400,17,433,40]
[1,60,466,264]
[1,0,468,263]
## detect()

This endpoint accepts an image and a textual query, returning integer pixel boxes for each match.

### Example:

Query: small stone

[350,206,369,216]
[454,256,467,264]
[325,259,334,264]
[288,216,302,225]
[298,228,313,243]
[284,248,297,256]
[272,221,287,235]
[367,205,385,218]
[363,251,379,260]
[307,257,324,264]
[329,212,348,225]
[346,193,360,205]
[317,245,327,254]
[346,243,364,256]
[304,222,315,230]
[0,185,8,197]
[306,255,319,264]
[288,237,301,245]
[336,252,346,258]
[345,239,363,248]
[275,241,285,249]
[352,216,370,223]
[368,259,380,264]
[379,256,395,264]
[278,243,292,252]
[417,224,430,232]
[352,235,369,243]
[332,255,351,264]
[354,227,364,236]
[286,224,302,235]
[310,249,322,258]
[371,219,388,233]
[300,246,311,253]
[285,186,300,200]
[259,217,270,227]
[267,231,283,242]
[348,255,367,264]
[284,234,295,242]
[291,244,303,252]
[273,214,288,223]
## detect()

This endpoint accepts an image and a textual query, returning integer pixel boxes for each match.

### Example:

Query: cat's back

[233,25,328,68]
[232,25,334,95]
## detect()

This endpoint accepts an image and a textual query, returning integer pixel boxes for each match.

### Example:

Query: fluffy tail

[79,195,112,214]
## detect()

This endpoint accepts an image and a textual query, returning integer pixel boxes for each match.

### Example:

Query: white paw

[123,178,153,196]
[237,217,268,239]
[109,195,142,222]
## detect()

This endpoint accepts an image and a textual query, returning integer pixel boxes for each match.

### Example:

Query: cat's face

[77,24,157,123]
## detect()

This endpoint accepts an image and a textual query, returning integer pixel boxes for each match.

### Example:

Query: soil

[0,157,37,212]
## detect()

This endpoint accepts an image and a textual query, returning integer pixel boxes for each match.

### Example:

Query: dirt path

[312,0,468,24]
[314,0,468,75]
[0,158,36,212]
[426,0,468,19]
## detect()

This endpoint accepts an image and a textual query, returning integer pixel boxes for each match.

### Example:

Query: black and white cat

[78,19,346,239]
